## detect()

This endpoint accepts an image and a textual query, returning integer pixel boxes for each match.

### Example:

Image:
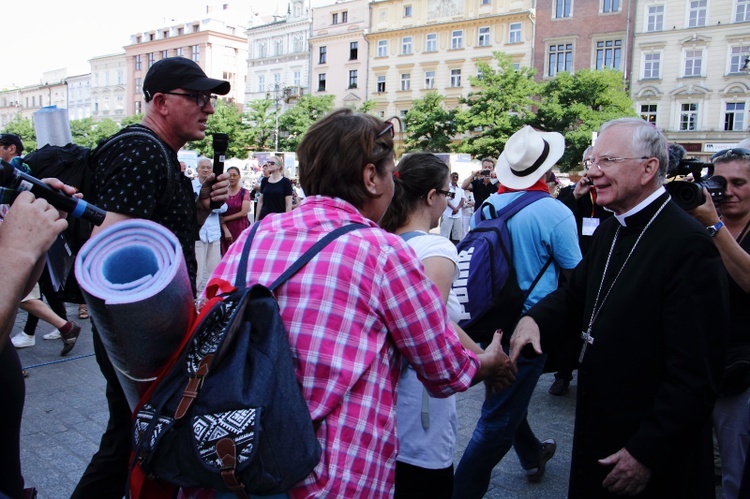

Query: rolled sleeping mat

[75,219,195,410]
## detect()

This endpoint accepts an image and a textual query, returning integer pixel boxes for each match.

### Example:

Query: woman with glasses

[205,109,513,497]
[219,166,251,255]
[380,153,483,499]
[255,155,293,222]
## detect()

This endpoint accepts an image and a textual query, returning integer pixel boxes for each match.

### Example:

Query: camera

[665,157,726,211]
[481,169,491,176]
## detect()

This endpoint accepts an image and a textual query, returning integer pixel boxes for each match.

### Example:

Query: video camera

[665,144,726,211]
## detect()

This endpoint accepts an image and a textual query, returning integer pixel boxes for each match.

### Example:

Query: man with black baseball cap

[72,57,231,498]
[0,134,24,163]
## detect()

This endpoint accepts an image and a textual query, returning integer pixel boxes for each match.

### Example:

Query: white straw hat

[496,126,565,190]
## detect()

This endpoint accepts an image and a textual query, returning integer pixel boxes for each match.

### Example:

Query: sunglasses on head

[376,121,395,139]
[711,148,750,162]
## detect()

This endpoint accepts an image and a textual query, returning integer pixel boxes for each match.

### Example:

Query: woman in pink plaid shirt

[208,109,514,498]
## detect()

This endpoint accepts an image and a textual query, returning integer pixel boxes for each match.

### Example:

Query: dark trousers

[70,327,130,499]
[395,461,454,499]
[0,340,25,499]
[23,265,68,336]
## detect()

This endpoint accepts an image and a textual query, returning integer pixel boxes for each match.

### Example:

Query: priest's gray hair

[600,118,668,185]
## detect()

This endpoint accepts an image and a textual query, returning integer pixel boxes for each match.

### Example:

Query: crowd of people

[1,56,748,499]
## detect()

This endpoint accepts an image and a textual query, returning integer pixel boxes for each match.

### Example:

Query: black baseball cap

[142,57,231,102]
[0,133,24,154]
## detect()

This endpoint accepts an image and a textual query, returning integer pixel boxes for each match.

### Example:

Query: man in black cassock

[510,117,729,498]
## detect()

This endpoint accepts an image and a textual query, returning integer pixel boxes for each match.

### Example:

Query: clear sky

[2,0,293,89]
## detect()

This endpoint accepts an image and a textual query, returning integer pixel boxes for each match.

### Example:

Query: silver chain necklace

[579,197,670,362]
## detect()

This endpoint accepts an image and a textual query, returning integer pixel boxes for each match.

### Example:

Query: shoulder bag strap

[234,222,367,291]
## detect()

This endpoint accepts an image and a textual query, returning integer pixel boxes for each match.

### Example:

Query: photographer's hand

[686,187,720,226]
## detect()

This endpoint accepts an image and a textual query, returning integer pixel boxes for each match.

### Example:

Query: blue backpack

[131,222,364,497]
[452,191,552,343]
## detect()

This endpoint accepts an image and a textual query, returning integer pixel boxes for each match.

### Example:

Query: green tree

[188,101,252,159]
[121,114,144,127]
[277,94,335,152]
[529,68,637,171]
[1,115,36,152]
[454,52,539,159]
[403,91,457,153]
[243,98,276,152]
[70,118,120,149]
[354,100,376,114]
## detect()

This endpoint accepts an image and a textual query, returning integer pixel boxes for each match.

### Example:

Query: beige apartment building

[125,8,248,116]
[631,0,750,159]
[365,0,535,122]
[309,0,370,109]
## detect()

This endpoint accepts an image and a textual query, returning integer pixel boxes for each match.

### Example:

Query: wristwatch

[707,220,724,237]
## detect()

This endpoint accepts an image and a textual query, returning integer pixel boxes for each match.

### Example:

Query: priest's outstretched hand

[599,447,652,496]
[509,316,543,367]
[474,331,516,390]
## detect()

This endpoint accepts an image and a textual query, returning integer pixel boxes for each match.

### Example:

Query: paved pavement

[13,303,575,498]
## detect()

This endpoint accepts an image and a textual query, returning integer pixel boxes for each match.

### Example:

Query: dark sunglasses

[711,148,750,162]
[376,121,395,139]
[436,189,455,199]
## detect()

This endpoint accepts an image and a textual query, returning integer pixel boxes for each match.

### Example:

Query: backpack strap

[477,190,549,224]
[234,222,368,291]
[399,230,426,242]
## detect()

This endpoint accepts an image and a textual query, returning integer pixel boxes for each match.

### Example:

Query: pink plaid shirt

[208,196,479,498]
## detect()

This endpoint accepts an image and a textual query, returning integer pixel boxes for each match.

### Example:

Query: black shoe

[526,439,556,483]
[549,377,570,396]
[60,322,82,356]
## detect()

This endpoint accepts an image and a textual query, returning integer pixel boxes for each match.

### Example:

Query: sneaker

[11,332,36,348]
[60,322,82,356]
[43,329,62,340]
[549,377,570,396]
[526,439,557,483]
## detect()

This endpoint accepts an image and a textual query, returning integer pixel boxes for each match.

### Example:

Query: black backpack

[131,222,365,497]
[452,192,552,343]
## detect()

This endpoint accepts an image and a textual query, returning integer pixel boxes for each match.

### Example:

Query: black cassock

[528,192,729,498]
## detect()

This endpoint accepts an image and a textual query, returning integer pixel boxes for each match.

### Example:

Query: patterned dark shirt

[92,125,199,291]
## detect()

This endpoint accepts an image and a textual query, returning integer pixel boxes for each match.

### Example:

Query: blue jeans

[453,353,548,499]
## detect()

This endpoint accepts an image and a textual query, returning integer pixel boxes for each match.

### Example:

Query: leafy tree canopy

[403,91,457,153]
[277,94,335,153]
[188,100,252,159]
[1,115,36,152]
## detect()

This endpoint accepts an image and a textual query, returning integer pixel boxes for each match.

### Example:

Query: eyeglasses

[583,156,649,172]
[711,148,750,162]
[162,92,217,108]
[436,189,455,199]
[376,121,395,139]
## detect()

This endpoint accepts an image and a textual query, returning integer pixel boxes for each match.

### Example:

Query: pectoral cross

[579,330,595,362]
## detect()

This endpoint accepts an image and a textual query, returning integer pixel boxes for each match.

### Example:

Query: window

[274,39,283,56]
[640,104,657,124]
[684,49,703,77]
[318,73,327,91]
[161,50,169,59]
[400,73,411,91]
[548,43,573,76]
[135,101,142,114]
[688,0,707,27]
[349,70,358,88]
[450,68,462,87]
[134,55,142,71]
[378,40,387,57]
[509,23,522,43]
[293,71,301,87]
[293,36,303,52]
[425,70,435,89]
[647,5,664,31]
[478,27,490,47]
[451,30,463,50]
[148,52,155,67]
[643,52,661,79]
[402,36,413,54]
[680,103,698,131]
[482,0,491,4]
[377,75,386,93]
[163,30,169,38]
[555,0,572,18]
[426,33,437,52]
[191,45,200,62]
[192,24,200,33]
[602,0,620,12]
[342,11,348,22]
[176,47,184,57]
[350,42,358,60]
[319,46,327,64]
[177,27,184,36]
[404,5,412,17]
[332,13,338,24]
[737,0,750,22]
[730,46,750,73]
[135,77,142,95]
[596,39,622,70]
[258,75,265,93]
[724,102,746,131]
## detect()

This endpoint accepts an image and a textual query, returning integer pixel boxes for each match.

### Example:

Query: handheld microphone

[211,133,229,210]
[0,159,106,226]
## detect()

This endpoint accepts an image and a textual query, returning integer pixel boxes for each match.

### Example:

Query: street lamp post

[266,83,285,152]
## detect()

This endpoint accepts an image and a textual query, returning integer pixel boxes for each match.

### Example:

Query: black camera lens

[481,170,491,176]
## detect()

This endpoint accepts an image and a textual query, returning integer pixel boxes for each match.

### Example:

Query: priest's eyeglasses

[583,156,649,172]
[162,92,217,108]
